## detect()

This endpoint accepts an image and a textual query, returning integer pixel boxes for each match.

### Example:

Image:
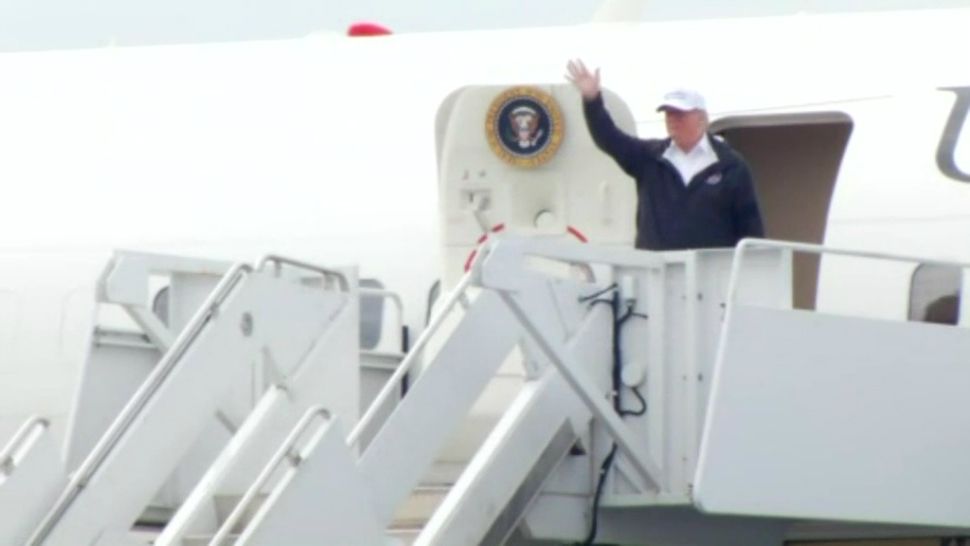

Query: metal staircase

[192,237,660,545]
[13,252,357,546]
[194,236,970,545]
[7,236,970,545]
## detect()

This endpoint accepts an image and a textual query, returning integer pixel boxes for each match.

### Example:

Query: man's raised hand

[565,59,601,100]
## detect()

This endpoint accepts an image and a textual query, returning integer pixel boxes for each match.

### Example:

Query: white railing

[727,238,970,307]
[208,405,332,546]
[347,271,476,448]
[0,417,49,478]
[259,255,350,292]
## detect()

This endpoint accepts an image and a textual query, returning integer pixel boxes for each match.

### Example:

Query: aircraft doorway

[710,112,853,309]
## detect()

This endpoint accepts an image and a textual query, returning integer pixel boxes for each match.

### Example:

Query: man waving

[566,59,764,250]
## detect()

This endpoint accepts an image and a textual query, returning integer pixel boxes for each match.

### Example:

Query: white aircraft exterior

[1,8,970,541]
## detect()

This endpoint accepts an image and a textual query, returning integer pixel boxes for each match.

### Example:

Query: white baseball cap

[656,88,707,112]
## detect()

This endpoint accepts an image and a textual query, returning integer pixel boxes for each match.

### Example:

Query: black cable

[578,283,618,303]
[577,287,650,544]
[576,292,623,546]
[618,301,648,325]
[610,293,623,412]
[618,303,635,325]
[613,300,646,413]
[619,386,647,417]
[616,302,648,417]
[578,443,617,545]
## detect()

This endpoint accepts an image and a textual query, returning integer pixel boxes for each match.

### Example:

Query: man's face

[664,108,707,151]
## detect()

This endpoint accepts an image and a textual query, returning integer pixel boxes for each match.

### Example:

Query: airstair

[4,235,970,544]
[0,250,360,546]
[169,235,970,546]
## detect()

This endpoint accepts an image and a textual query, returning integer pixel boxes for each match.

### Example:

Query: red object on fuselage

[347,22,393,37]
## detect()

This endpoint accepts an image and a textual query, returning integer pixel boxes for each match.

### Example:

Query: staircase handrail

[27,261,254,545]
[0,416,49,477]
[258,255,349,292]
[208,405,332,546]
[728,238,970,307]
[347,271,475,448]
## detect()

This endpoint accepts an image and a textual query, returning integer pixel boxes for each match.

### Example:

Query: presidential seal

[485,86,564,168]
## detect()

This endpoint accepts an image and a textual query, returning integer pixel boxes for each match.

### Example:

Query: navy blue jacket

[583,94,764,250]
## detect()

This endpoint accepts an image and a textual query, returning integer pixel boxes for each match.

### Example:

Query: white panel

[0,251,107,448]
[0,431,67,545]
[238,419,385,546]
[155,388,294,544]
[64,344,160,469]
[358,290,520,524]
[418,369,585,545]
[695,305,970,527]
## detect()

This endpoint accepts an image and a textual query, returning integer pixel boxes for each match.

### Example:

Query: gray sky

[0,0,968,51]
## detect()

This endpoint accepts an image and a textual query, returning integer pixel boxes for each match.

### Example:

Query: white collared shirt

[662,134,718,186]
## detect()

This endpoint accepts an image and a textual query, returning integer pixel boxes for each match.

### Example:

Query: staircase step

[136,504,175,526]
[392,484,450,528]
[387,526,422,545]
[212,493,269,533]
[184,534,240,546]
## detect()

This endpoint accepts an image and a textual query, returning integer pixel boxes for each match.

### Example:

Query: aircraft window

[909,264,961,325]
[360,278,385,349]
[152,286,170,326]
